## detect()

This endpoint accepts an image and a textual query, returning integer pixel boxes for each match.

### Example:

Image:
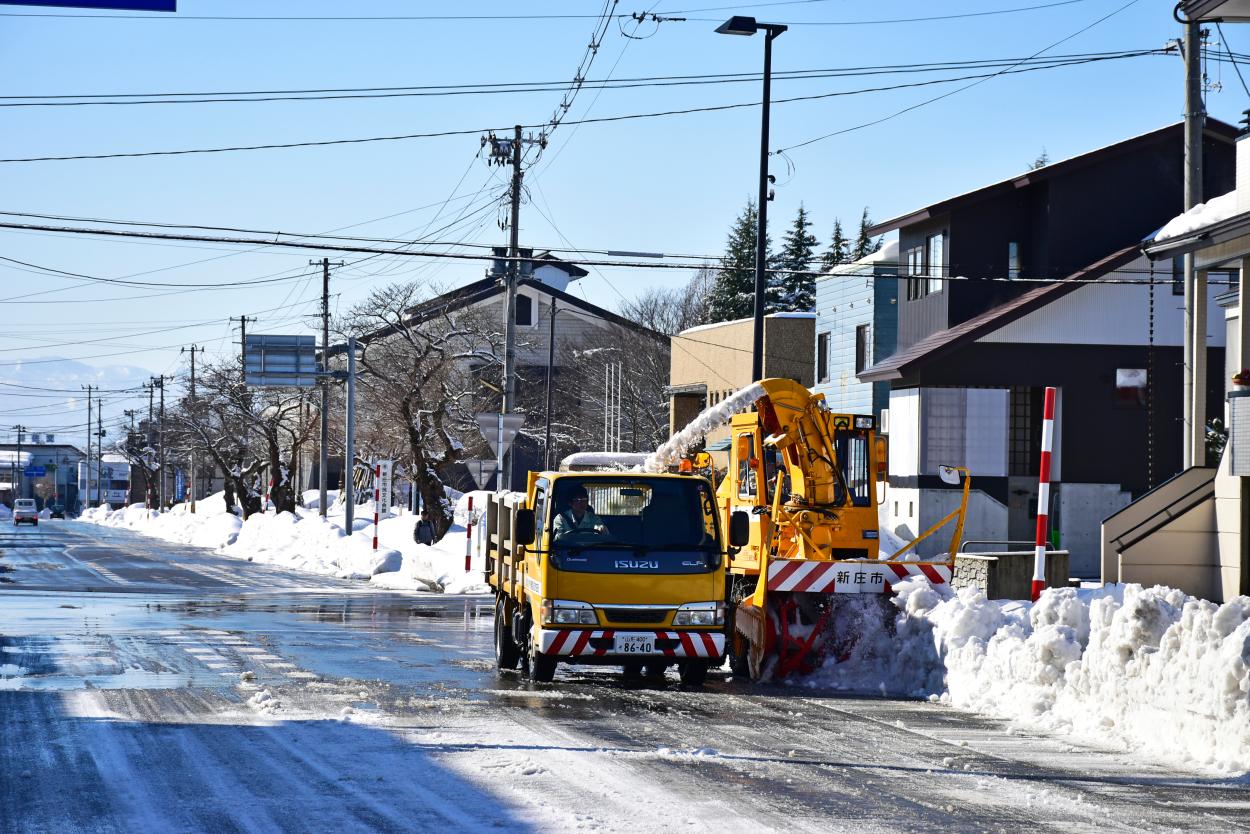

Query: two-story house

[859,120,1237,575]
[813,241,899,421]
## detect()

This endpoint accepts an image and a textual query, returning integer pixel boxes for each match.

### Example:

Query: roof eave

[1142,211,1250,261]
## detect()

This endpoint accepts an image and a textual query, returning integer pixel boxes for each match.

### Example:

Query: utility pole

[310,258,341,518]
[11,424,27,500]
[544,298,557,470]
[81,385,95,508]
[344,336,358,531]
[96,399,105,507]
[150,376,172,509]
[145,382,155,509]
[502,124,523,491]
[1183,20,1206,468]
[181,344,204,512]
[230,315,254,368]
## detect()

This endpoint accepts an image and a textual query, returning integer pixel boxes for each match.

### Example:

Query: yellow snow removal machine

[716,378,970,681]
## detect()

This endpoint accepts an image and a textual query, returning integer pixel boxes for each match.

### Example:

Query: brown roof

[867,120,1238,237]
[857,244,1141,382]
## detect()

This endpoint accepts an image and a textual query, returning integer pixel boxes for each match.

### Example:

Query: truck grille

[601,608,669,624]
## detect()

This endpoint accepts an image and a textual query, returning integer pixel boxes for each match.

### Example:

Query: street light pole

[716,15,786,381]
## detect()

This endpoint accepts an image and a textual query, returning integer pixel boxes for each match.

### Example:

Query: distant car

[12,498,38,526]
[48,504,65,519]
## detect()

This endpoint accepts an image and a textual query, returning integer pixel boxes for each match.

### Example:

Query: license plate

[614,634,655,654]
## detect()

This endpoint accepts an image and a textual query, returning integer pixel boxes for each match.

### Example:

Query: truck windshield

[549,477,718,550]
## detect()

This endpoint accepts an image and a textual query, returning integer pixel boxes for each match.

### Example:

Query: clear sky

[0,0,1245,441]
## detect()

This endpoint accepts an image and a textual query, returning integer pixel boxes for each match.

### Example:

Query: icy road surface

[1,521,1248,833]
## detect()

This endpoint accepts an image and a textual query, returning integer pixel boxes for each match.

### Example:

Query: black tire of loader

[494,597,520,671]
[528,652,557,683]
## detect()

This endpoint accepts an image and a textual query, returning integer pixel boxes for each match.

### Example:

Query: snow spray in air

[642,382,766,473]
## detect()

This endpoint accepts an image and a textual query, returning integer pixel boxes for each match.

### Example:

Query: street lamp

[716,15,787,381]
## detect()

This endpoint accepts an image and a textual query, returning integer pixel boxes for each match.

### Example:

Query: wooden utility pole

[181,344,204,512]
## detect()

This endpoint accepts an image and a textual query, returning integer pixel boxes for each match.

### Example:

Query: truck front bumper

[537,628,723,659]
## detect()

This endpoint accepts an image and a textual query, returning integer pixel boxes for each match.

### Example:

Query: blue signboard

[2,2,176,10]
[174,469,185,502]
[23,466,46,477]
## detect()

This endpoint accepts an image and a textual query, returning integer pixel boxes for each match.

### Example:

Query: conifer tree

[706,199,773,323]
[776,204,818,312]
[851,207,882,261]
[820,218,849,272]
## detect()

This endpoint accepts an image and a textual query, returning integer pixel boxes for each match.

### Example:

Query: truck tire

[678,659,709,687]
[643,662,669,680]
[528,652,557,683]
[494,598,520,671]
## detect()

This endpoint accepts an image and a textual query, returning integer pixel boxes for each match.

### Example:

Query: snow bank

[806,579,1250,774]
[81,491,492,595]
[1155,190,1239,242]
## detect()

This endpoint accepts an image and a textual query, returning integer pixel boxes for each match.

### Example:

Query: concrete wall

[886,486,1008,559]
[1058,483,1131,578]
[953,550,1069,600]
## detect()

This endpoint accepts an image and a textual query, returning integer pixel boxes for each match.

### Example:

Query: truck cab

[487,471,745,685]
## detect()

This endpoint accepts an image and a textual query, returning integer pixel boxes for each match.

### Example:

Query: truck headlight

[672,602,725,627]
[540,599,597,626]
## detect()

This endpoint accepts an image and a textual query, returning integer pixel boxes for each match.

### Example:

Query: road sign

[475,413,524,457]
[23,466,45,478]
[463,459,498,489]
[244,334,320,388]
[3,2,177,10]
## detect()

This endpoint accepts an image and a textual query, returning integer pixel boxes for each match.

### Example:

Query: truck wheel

[494,598,520,671]
[643,662,669,680]
[528,652,557,683]
[678,660,709,687]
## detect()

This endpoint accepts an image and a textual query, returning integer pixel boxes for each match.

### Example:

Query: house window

[1008,386,1041,476]
[927,233,945,293]
[1115,368,1147,408]
[1008,241,1020,279]
[515,294,534,326]
[854,324,870,374]
[906,245,926,300]
[817,332,830,382]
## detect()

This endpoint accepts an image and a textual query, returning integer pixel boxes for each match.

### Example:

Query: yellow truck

[484,470,748,685]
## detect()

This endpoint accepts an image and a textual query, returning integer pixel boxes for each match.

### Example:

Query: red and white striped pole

[372,462,381,551]
[464,496,474,572]
[1031,386,1057,602]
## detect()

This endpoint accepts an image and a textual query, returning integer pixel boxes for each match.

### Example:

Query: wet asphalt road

[1,520,1248,833]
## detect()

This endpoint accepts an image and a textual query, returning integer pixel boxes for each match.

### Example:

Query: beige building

[668,313,815,455]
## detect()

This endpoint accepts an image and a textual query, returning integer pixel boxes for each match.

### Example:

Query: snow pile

[807,579,1250,774]
[81,491,492,594]
[1154,190,1239,242]
[642,382,765,472]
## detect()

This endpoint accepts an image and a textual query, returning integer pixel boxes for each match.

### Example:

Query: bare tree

[340,281,501,539]
[620,267,715,335]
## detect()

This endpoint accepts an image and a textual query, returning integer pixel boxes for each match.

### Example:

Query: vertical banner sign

[372,462,381,551]
[377,459,393,511]
[1031,386,1057,602]
[465,496,474,572]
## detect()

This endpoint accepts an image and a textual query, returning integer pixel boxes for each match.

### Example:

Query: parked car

[48,504,65,519]
[13,498,38,526]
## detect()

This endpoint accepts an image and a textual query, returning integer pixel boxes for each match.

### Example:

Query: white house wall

[979,254,1226,347]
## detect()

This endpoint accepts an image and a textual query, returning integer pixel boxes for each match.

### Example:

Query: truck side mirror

[729,510,750,548]
[514,508,536,546]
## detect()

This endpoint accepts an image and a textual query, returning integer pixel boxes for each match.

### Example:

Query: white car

[12,498,38,526]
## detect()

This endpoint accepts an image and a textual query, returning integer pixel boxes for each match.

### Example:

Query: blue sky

[0,0,1245,437]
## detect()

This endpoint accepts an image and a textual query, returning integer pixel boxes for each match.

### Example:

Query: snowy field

[80,491,490,594]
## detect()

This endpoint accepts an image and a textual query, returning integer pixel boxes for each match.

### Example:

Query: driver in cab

[553,485,607,538]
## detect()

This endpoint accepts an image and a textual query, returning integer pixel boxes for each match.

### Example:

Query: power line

[0,52,1159,164]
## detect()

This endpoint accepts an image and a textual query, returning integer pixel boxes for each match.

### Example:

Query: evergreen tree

[1029,148,1050,170]
[776,204,818,312]
[819,218,849,272]
[851,207,882,261]
[706,199,774,323]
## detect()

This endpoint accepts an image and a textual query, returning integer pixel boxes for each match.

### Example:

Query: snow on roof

[824,239,901,277]
[1153,190,1239,243]
[559,451,651,471]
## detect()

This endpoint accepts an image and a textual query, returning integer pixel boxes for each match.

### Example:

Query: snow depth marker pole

[465,495,473,572]
[372,462,381,551]
[1031,386,1057,602]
